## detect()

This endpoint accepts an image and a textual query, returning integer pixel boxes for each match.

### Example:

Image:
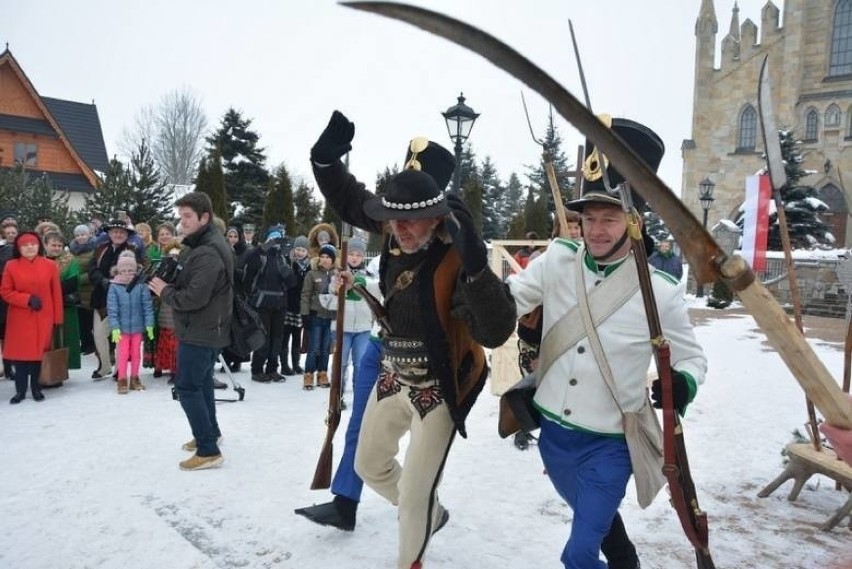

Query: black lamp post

[441,93,479,195]
[696,177,716,298]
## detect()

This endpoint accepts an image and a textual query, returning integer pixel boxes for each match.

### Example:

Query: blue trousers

[339,330,371,391]
[538,419,632,569]
[175,342,222,457]
[305,316,332,373]
[331,337,381,501]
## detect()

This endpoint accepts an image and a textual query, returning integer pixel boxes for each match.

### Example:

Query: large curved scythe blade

[341,1,852,428]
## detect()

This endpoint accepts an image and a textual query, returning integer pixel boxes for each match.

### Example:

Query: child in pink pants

[107,251,154,394]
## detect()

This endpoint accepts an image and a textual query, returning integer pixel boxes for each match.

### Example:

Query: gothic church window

[805,108,819,141]
[826,104,841,128]
[737,105,757,150]
[847,105,852,137]
[830,0,852,76]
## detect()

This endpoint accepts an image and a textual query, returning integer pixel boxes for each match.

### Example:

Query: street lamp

[696,177,716,298]
[442,92,479,195]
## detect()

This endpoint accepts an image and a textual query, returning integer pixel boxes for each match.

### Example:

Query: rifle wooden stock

[310,238,348,490]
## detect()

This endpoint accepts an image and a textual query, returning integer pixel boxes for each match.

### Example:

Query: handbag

[229,293,266,359]
[575,251,666,509]
[39,326,69,387]
[498,373,540,437]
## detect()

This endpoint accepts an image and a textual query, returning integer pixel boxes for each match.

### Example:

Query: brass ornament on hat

[403,136,429,171]
[581,114,613,182]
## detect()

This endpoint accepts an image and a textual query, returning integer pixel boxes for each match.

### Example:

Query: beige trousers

[355,376,456,569]
[92,311,112,376]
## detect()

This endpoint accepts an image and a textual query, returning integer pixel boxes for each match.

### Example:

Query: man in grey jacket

[149,192,234,471]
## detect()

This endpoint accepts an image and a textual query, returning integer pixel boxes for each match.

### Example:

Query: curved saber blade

[342,0,722,284]
[758,56,788,191]
[341,1,852,428]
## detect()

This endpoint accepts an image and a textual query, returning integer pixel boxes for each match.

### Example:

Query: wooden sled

[758,442,852,531]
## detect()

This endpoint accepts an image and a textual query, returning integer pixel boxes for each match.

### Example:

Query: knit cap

[74,224,90,236]
[319,243,337,261]
[348,236,367,254]
[293,235,310,250]
[116,252,137,273]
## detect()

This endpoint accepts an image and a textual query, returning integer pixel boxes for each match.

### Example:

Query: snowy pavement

[1,305,851,569]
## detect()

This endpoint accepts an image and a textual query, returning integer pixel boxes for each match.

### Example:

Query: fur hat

[293,235,310,250]
[104,218,135,234]
[319,244,337,261]
[568,117,664,213]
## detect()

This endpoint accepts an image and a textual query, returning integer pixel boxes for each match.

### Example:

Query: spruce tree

[503,173,526,239]
[291,181,322,237]
[462,175,484,235]
[206,108,269,225]
[205,148,229,224]
[366,165,399,251]
[85,157,136,222]
[263,164,295,236]
[479,157,504,240]
[525,111,575,217]
[128,139,173,226]
[1,167,73,234]
[321,200,342,227]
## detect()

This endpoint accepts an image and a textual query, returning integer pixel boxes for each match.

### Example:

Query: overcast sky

[4,0,768,198]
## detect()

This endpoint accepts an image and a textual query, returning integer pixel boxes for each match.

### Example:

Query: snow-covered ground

[2,300,851,569]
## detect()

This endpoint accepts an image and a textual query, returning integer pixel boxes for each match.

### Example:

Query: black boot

[291,342,303,375]
[601,512,640,569]
[294,495,357,531]
[9,392,25,404]
[30,371,44,402]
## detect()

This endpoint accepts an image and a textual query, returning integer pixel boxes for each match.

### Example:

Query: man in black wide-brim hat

[507,116,707,569]
[301,111,515,569]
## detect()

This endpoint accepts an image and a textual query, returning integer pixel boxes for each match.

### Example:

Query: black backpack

[209,244,267,359]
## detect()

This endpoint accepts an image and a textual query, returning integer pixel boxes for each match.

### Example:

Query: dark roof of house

[0,167,96,193]
[41,97,109,173]
[0,114,57,138]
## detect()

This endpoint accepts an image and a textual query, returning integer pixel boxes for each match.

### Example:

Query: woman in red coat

[0,232,63,403]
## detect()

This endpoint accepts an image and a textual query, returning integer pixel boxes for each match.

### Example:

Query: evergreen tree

[203,148,229,224]
[522,187,548,238]
[206,108,269,225]
[263,164,295,236]
[462,175,484,235]
[85,157,136,222]
[479,157,504,240]
[643,210,674,246]
[291,181,322,237]
[526,111,574,217]
[456,143,478,194]
[366,165,399,251]
[321,200,342,227]
[503,173,526,239]
[127,139,173,226]
[0,166,73,234]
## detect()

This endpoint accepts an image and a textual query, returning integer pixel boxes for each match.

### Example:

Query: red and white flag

[741,174,771,272]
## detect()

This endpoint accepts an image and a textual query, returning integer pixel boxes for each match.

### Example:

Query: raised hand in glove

[28,295,42,311]
[310,110,355,164]
[146,326,155,341]
[651,369,692,416]
[445,194,487,276]
[111,329,121,343]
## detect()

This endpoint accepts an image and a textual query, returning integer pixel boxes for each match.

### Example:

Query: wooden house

[0,47,108,209]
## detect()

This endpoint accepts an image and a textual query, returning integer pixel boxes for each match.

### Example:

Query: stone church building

[682,0,852,247]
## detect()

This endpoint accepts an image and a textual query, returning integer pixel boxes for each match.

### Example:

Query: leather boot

[30,375,44,402]
[601,512,640,569]
[129,376,145,391]
[294,495,357,531]
[117,378,129,394]
[303,372,315,390]
[317,371,330,388]
[291,343,303,374]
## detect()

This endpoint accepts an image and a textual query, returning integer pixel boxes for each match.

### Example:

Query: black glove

[310,111,355,164]
[445,194,488,276]
[28,295,42,311]
[651,369,691,415]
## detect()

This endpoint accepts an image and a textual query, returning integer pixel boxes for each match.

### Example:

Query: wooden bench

[758,443,852,530]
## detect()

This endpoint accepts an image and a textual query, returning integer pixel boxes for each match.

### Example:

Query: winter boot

[153,368,163,378]
[291,344,303,374]
[9,392,25,404]
[317,371,330,388]
[601,512,640,569]
[294,495,358,531]
[303,372,315,390]
[129,376,145,391]
[117,378,129,394]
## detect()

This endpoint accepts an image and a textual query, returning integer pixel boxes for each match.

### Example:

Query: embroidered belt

[382,337,431,381]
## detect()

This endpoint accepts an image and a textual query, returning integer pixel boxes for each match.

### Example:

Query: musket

[341,1,852,429]
[757,56,821,450]
[310,220,350,489]
[620,186,715,569]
